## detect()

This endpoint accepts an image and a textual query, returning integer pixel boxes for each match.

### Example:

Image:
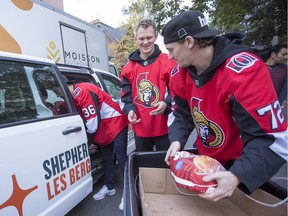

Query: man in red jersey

[120,19,176,152]
[66,79,129,210]
[162,10,287,201]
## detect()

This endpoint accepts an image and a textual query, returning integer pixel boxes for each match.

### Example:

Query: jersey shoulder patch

[226,52,258,73]
[171,65,180,77]
[73,87,81,98]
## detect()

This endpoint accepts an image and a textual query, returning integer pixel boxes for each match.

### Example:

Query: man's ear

[185,36,195,49]
[155,32,158,40]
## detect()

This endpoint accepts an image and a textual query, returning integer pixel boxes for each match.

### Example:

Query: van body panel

[0,53,92,216]
[0,0,109,71]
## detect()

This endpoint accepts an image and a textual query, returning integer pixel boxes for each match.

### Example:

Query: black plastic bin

[124,150,287,216]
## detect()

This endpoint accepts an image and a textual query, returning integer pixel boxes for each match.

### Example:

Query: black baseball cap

[162,10,222,44]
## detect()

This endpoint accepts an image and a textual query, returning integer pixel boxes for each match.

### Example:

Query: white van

[0,51,134,216]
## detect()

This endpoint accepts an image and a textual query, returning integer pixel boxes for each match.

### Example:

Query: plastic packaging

[169,151,225,193]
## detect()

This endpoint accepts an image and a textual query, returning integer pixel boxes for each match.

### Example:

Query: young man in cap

[120,19,176,152]
[66,79,129,209]
[162,10,287,201]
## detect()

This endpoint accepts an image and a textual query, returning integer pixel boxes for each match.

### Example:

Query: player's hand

[128,110,141,124]
[88,143,98,154]
[198,171,240,202]
[165,141,181,165]
[150,101,167,115]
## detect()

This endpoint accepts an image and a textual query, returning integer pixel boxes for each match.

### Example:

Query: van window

[109,62,118,77]
[0,61,36,124]
[33,69,69,116]
[101,74,121,102]
[0,60,69,125]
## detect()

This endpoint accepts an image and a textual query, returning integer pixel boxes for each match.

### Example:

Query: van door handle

[62,126,82,135]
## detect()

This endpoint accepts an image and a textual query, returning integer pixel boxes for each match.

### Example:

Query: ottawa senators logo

[134,72,160,107]
[191,98,224,147]
[226,52,258,73]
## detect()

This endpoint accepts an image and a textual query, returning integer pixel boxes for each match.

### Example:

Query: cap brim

[193,29,223,38]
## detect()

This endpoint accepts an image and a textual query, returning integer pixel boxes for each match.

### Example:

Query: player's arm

[168,94,194,147]
[120,76,137,115]
[227,58,287,194]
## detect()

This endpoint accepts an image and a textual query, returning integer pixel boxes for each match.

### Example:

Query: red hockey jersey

[170,52,287,162]
[121,52,176,137]
[72,83,129,147]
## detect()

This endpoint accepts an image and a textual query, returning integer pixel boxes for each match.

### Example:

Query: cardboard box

[139,167,287,216]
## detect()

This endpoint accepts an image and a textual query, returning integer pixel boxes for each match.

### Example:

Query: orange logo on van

[11,0,33,11]
[0,0,33,54]
[0,25,22,54]
[0,174,38,216]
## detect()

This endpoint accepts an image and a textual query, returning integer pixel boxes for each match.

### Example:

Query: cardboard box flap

[230,186,288,216]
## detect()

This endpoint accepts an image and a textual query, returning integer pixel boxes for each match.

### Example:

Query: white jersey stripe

[100,102,121,119]
[269,129,288,161]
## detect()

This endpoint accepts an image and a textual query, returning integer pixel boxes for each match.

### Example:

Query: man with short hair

[265,44,287,105]
[120,19,176,152]
[265,44,287,67]
[162,10,287,202]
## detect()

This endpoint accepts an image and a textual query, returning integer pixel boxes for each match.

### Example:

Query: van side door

[0,57,92,216]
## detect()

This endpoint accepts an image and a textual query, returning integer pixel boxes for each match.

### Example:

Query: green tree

[111,0,146,74]
[113,0,287,71]
[142,0,287,45]
[143,0,189,30]
[111,25,137,73]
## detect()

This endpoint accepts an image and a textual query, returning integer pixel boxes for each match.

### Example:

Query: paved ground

[66,165,124,216]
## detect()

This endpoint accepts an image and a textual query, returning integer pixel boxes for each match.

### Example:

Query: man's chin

[142,49,153,54]
[177,63,186,68]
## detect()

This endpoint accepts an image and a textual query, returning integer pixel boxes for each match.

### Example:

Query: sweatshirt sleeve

[168,94,195,148]
[278,75,287,104]
[120,76,136,115]
[163,89,172,114]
